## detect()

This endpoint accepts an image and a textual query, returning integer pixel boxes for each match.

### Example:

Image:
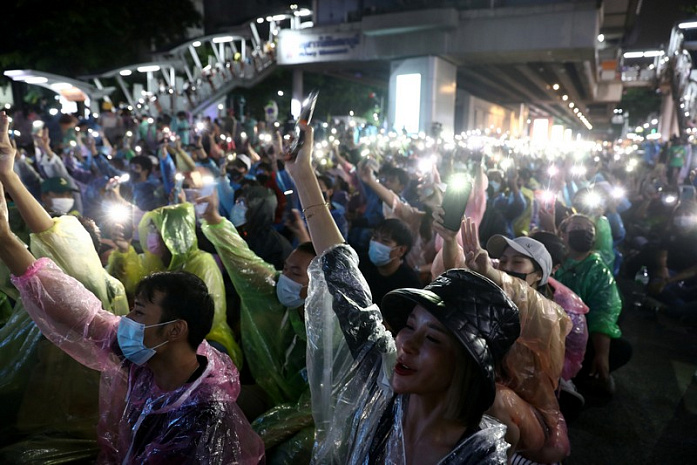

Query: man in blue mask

[360,218,422,305]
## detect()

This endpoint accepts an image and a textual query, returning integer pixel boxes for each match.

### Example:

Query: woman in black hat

[284,124,521,464]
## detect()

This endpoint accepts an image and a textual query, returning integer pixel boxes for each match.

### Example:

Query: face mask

[230,202,248,227]
[369,240,395,267]
[489,181,501,193]
[117,317,177,365]
[229,169,244,181]
[276,274,305,308]
[505,270,531,282]
[146,232,166,256]
[256,173,270,185]
[50,198,75,215]
[567,230,594,253]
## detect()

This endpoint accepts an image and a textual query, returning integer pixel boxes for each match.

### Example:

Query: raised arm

[356,159,398,209]
[0,113,53,235]
[283,124,343,255]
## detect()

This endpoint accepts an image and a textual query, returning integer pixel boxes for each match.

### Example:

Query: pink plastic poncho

[12,258,264,465]
[547,277,589,381]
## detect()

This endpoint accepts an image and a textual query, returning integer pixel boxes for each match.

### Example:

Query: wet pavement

[566,280,697,464]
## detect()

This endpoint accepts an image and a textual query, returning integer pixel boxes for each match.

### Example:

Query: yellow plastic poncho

[106,202,242,367]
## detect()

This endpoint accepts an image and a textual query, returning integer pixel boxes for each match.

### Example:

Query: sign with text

[277,30,362,65]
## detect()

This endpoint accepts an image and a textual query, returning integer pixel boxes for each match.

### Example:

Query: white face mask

[276,274,305,308]
[51,198,75,214]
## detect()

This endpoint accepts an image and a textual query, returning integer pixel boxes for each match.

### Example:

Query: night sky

[630,0,697,48]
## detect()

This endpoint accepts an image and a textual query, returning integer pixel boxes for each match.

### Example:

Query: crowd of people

[0,97,695,464]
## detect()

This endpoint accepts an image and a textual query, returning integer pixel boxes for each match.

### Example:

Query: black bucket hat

[381,268,520,408]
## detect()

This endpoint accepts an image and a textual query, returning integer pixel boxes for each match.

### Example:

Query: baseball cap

[41,177,79,194]
[486,235,553,285]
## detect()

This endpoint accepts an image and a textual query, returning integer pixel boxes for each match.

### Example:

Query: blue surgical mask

[117,317,177,365]
[146,232,166,256]
[276,274,305,308]
[369,240,395,267]
[230,201,247,227]
[489,181,501,193]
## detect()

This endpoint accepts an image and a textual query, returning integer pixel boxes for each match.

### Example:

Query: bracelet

[302,202,329,214]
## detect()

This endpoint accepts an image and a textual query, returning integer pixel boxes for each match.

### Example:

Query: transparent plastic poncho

[202,218,314,462]
[547,277,589,380]
[495,272,572,459]
[305,244,509,464]
[11,258,265,464]
[0,216,129,462]
[108,202,242,367]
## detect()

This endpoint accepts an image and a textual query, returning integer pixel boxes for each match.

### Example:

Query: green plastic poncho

[107,202,242,368]
[593,215,615,270]
[554,252,623,339]
[0,215,129,463]
[202,218,313,463]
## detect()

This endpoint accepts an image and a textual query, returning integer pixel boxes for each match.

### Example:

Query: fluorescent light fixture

[623,51,645,58]
[256,18,264,24]
[296,8,312,17]
[25,77,48,84]
[4,70,25,77]
[119,69,133,76]
[212,36,234,44]
[272,14,287,21]
[394,73,421,134]
[50,82,72,91]
[679,21,697,29]
[192,41,202,47]
[137,65,160,72]
[642,50,664,58]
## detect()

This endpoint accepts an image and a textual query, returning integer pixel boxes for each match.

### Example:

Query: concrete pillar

[659,90,678,140]
[388,56,456,137]
[292,68,303,119]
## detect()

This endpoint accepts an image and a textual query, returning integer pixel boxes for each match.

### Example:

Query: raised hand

[460,217,491,276]
[0,112,17,178]
[196,188,223,225]
[283,123,313,180]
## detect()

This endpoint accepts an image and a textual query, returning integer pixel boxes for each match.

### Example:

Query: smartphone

[282,189,295,223]
[195,182,216,217]
[441,173,473,231]
[173,174,185,204]
[287,90,319,160]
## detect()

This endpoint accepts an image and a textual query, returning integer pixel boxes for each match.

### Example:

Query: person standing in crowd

[555,214,632,397]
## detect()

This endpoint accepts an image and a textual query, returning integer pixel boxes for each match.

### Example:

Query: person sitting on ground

[359,217,422,305]
[555,214,632,397]
[0,207,265,462]
[198,189,316,463]
[40,176,80,215]
[438,215,571,464]
[284,123,520,464]
[106,201,242,367]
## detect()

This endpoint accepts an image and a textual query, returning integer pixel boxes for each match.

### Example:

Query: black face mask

[505,270,530,282]
[228,169,244,181]
[567,230,594,253]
